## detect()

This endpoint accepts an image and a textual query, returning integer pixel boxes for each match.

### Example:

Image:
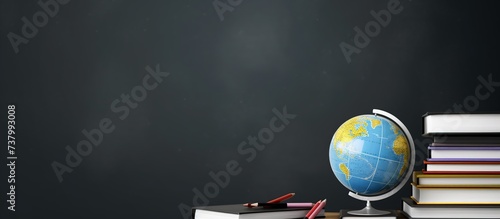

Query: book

[338,209,397,219]
[422,170,500,174]
[401,197,500,219]
[192,204,325,219]
[413,171,500,186]
[422,113,500,136]
[424,160,500,172]
[427,158,500,162]
[432,136,500,145]
[411,183,500,204]
[428,146,500,160]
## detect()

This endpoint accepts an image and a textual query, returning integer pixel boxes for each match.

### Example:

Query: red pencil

[306,199,326,219]
[304,200,321,218]
[243,193,295,207]
[267,193,295,203]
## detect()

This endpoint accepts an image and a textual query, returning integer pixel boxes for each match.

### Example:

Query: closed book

[338,209,397,219]
[192,204,324,219]
[424,160,500,172]
[411,183,500,204]
[402,197,500,219]
[413,171,500,186]
[422,170,500,174]
[432,136,500,145]
[422,112,500,136]
[428,146,500,160]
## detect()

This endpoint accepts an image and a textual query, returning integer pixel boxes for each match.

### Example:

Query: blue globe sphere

[329,115,410,196]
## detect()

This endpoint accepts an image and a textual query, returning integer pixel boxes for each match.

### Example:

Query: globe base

[348,200,390,216]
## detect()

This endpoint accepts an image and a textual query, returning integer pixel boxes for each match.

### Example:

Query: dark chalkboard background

[1,0,500,218]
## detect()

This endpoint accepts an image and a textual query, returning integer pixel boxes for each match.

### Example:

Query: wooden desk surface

[325,212,339,218]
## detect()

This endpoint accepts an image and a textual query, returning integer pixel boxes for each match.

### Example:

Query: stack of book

[402,112,500,219]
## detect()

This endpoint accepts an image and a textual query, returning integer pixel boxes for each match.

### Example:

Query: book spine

[427,158,500,162]
[429,146,500,150]
[424,160,500,164]
[422,170,500,174]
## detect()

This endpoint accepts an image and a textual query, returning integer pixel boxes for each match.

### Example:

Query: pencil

[243,192,295,207]
[305,199,326,219]
[249,202,315,208]
[267,192,295,203]
[304,200,321,218]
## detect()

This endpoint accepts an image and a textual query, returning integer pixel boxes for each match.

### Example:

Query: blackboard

[1,0,500,218]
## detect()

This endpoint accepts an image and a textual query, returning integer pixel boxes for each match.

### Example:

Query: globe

[329,113,411,196]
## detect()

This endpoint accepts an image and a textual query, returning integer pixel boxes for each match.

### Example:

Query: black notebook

[192,204,324,219]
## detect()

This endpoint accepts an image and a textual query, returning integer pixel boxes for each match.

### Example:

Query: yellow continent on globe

[370,118,381,129]
[339,163,350,180]
[392,132,409,177]
[333,117,368,154]
[333,117,383,158]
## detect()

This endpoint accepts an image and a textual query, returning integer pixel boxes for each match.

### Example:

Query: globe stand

[348,200,390,216]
